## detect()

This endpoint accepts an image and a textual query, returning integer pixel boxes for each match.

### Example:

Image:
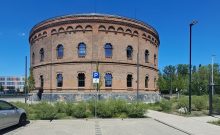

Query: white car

[0,100,27,130]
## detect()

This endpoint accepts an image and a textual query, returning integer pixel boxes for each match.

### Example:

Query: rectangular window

[78,73,85,87]
[57,74,63,87]
[0,82,5,85]
[7,82,15,85]
[127,75,132,87]
[127,80,132,87]
[40,75,44,88]
[78,80,85,87]
[105,73,112,87]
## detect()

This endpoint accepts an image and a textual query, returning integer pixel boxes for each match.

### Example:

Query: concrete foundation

[30,91,161,103]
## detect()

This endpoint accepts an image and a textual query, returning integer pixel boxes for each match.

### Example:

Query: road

[1,119,187,135]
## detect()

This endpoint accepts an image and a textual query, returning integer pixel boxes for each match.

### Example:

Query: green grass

[208,119,220,126]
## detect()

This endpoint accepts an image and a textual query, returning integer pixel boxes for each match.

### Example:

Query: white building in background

[0,76,25,92]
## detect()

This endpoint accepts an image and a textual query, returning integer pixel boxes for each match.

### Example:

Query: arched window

[32,53,35,64]
[40,75,44,88]
[154,77,157,88]
[78,73,85,87]
[145,50,149,63]
[127,74,132,87]
[154,54,157,65]
[104,43,112,58]
[40,48,44,62]
[57,73,63,87]
[57,44,64,59]
[145,75,149,88]
[127,46,133,59]
[105,73,112,87]
[78,43,86,57]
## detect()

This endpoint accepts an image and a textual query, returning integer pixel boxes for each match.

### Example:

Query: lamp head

[190,20,198,26]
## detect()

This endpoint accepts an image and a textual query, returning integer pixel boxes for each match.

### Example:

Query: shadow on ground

[0,120,30,135]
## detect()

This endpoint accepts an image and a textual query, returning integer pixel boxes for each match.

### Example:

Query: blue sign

[93,72,99,78]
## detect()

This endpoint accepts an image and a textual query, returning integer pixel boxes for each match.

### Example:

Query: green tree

[157,72,169,93]
[163,65,176,95]
[0,85,4,91]
[28,68,35,92]
[192,65,209,95]
[173,74,188,93]
[158,63,220,95]
[176,64,188,76]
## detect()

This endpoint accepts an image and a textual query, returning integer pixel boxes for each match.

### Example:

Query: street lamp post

[189,20,198,113]
[25,56,27,103]
[211,55,215,95]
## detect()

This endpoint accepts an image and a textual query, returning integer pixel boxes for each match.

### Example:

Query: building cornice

[29,14,160,43]
[32,61,159,72]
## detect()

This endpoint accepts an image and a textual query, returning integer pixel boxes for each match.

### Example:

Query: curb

[153,118,193,135]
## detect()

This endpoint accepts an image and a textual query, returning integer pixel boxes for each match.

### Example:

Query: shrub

[65,102,75,116]
[147,102,162,111]
[159,99,172,112]
[89,99,131,118]
[192,96,208,111]
[72,102,90,118]
[213,96,220,114]
[11,100,148,119]
[115,112,128,118]
[109,99,128,116]
[87,100,96,116]
[34,102,57,120]
[176,96,188,110]
[56,113,68,119]
[127,102,146,118]
[54,102,67,113]
[96,100,114,118]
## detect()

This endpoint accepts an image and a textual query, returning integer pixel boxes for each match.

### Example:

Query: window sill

[78,88,85,91]
[127,88,133,91]
[56,87,62,90]
[144,88,149,91]
[78,56,86,58]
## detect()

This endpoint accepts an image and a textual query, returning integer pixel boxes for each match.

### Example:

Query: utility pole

[211,55,215,95]
[25,56,27,103]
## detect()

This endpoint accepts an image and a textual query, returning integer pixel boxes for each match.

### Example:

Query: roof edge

[30,13,159,36]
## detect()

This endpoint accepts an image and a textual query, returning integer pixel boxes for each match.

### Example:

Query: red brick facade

[29,13,160,92]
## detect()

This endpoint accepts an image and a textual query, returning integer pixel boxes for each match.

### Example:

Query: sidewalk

[147,110,220,135]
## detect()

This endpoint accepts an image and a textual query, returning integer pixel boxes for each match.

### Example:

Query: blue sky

[0,0,219,76]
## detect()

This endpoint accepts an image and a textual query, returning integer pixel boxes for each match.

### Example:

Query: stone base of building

[30,91,161,103]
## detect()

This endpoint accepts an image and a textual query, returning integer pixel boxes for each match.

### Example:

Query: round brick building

[29,13,160,94]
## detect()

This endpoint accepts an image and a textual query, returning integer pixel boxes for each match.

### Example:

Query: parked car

[0,100,27,130]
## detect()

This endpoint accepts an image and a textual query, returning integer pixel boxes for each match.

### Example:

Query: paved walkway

[2,119,187,135]
[147,110,220,135]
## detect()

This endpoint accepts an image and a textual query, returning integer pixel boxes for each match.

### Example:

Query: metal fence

[209,84,220,115]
